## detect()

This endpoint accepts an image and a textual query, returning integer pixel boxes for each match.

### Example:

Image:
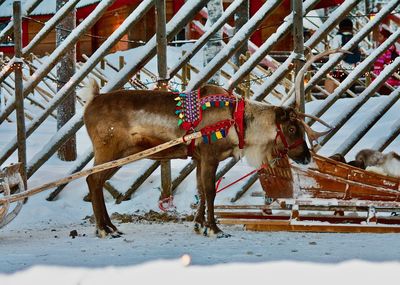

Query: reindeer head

[275,107,311,164]
[274,107,332,165]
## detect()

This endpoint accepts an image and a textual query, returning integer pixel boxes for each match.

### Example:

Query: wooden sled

[0,163,25,229]
[216,153,400,233]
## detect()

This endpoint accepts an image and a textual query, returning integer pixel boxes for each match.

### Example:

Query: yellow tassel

[179,113,184,119]
[215,131,223,139]
[174,97,181,101]
[205,102,211,107]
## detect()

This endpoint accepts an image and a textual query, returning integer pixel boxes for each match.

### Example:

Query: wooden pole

[338,87,400,156]
[156,0,168,87]
[119,56,124,71]
[0,132,203,205]
[292,0,305,112]
[155,0,171,200]
[56,0,77,161]
[100,59,106,87]
[204,0,223,85]
[13,1,27,185]
[378,125,400,152]
[233,0,249,67]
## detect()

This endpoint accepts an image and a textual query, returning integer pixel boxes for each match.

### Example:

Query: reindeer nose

[296,149,311,165]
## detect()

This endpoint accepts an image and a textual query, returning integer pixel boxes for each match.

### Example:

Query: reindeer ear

[275,107,289,123]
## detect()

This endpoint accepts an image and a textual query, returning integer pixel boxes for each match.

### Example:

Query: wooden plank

[292,0,305,112]
[220,219,400,233]
[217,212,400,225]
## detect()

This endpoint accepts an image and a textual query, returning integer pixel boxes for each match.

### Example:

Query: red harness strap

[234,99,245,149]
[275,123,303,157]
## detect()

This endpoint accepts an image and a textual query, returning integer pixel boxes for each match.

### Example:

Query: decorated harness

[174,89,245,155]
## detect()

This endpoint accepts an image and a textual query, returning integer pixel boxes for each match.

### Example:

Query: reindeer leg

[200,157,231,238]
[86,166,122,238]
[83,167,120,202]
[193,160,206,233]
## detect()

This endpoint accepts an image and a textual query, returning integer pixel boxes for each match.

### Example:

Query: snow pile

[1,260,399,285]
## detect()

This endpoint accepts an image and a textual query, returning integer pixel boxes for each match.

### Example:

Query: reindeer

[355,149,400,178]
[83,52,332,238]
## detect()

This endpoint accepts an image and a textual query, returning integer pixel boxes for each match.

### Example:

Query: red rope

[158,195,175,212]
[215,165,266,194]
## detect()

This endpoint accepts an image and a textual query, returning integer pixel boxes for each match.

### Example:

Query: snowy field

[1,42,400,282]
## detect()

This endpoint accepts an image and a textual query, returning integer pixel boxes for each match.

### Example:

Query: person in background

[324,18,361,94]
[372,26,400,94]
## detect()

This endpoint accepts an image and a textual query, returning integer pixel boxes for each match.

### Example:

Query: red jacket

[373,45,400,87]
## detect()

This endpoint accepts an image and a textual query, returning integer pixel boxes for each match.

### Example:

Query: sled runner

[216,153,400,233]
[0,163,25,229]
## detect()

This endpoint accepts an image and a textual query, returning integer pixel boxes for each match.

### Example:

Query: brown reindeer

[83,81,317,238]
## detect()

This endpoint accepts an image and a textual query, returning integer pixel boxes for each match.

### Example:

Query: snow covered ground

[2,42,400,282]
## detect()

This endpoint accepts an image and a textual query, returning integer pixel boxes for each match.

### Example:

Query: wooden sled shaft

[0,132,202,205]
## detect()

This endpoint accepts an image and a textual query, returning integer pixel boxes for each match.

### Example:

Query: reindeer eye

[289,127,296,134]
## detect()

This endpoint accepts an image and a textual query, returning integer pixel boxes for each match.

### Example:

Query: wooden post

[365,69,371,87]
[28,53,35,98]
[155,0,171,200]
[181,50,189,92]
[13,1,27,185]
[292,0,305,112]
[100,59,106,87]
[244,51,251,98]
[156,0,168,87]
[56,0,77,161]
[204,0,223,85]
[233,0,249,67]
[365,0,370,14]
[119,56,124,71]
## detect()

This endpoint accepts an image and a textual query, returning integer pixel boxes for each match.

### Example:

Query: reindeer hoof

[96,225,122,238]
[110,230,124,239]
[194,223,203,234]
[96,228,108,238]
[202,226,230,238]
[216,231,232,238]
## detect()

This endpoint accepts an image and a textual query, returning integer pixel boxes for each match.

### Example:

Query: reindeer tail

[79,78,100,105]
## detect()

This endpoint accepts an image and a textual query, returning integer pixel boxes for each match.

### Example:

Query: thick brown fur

[83,81,310,238]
